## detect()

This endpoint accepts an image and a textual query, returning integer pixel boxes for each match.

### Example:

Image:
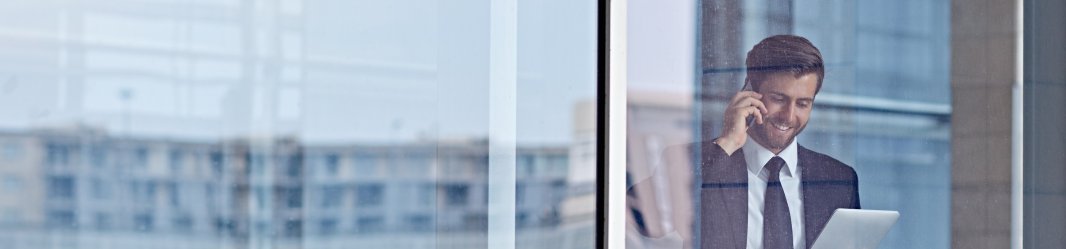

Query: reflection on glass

[0,0,596,249]
[626,0,949,248]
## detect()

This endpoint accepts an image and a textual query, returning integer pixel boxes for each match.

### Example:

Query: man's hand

[716,91,767,155]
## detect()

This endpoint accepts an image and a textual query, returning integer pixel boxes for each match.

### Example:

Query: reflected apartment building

[0,126,585,249]
[0,1,598,247]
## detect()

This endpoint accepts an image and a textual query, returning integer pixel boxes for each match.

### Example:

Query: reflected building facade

[0,127,586,249]
[0,0,599,248]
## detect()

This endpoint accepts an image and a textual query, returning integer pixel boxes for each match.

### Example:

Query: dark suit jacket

[699,141,860,249]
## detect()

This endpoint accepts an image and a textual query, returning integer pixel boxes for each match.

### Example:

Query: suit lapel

[800,146,839,249]
[800,147,816,249]
[798,145,854,249]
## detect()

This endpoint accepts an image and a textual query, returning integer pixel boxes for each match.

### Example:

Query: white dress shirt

[743,137,804,249]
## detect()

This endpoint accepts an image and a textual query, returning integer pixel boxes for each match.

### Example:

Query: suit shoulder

[798,146,856,177]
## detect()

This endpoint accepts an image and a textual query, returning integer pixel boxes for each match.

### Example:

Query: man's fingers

[747,98,768,115]
[733,106,764,128]
[732,96,768,115]
[752,107,764,125]
[741,106,764,125]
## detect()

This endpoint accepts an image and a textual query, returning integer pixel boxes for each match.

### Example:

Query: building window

[169,149,183,174]
[286,154,303,178]
[209,151,224,176]
[463,213,487,230]
[354,184,384,207]
[283,187,302,208]
[405,215,432,232]
[516,212,529,227]
[255,187,268,208]
[168,182,181,207]
[246,152,266,176]
[47,176,75,200]
[320,185,344,208]
[1,142,21,161]
[284,219,302,238]
[131,181,157,203]
[468,156,489,176]
[318,218,337,235]
[322,153,339,176]
[45,143,72,167]
[355,216,384,234]
[442,184,469,207]
[517,154,535,178]
[134,214,154,232]
[215,217,235,235]
[173,215,193,232]
[134,147,149,168]
[90,147,107,169]
[47,210,76,229]
[516,183,526,206]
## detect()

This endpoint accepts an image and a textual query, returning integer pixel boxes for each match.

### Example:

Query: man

[700,35,860,249]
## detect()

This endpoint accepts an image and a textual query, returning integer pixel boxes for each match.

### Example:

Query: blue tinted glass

[0,1,597,248]
[627,0,950,248]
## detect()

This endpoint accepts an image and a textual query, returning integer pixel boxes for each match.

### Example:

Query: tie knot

[765,156,786,178]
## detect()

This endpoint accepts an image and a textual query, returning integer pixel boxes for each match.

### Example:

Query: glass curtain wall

[791,1,951,248]
[0,1,598,249]
[625,0,950,248]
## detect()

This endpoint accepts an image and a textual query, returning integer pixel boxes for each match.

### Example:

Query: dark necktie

[763,156,793,249]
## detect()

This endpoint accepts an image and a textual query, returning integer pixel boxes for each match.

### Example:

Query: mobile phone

[741,81,756,128]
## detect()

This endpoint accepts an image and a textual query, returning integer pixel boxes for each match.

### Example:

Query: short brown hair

[745,35,825,94]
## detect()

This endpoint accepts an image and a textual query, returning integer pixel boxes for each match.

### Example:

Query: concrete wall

[950,0,1016,248]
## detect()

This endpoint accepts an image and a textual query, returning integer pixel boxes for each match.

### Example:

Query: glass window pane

[626,0,951,248]
[0,1,599,248]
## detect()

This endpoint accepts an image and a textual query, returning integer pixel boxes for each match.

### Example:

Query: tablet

[811,209,900,249]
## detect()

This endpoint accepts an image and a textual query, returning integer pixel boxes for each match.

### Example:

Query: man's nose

[782,103,796,120]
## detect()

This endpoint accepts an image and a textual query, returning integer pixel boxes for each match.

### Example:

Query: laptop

[811,209,900,249]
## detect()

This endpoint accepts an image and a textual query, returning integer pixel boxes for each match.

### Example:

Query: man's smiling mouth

[771,121,792,131]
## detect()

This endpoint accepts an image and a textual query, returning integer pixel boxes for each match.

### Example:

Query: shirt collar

[743,136,799,178]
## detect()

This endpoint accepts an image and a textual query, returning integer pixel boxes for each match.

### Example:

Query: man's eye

[798,102,811,108]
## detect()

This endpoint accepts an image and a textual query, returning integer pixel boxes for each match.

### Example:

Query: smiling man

[701,35,860,249]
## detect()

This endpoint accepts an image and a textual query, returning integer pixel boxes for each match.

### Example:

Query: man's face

[748,72,819,153]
